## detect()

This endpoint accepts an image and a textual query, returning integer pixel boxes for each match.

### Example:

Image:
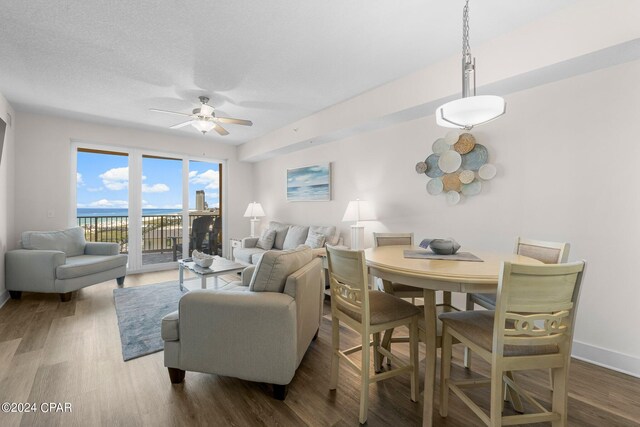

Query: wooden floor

[0,270,639,426]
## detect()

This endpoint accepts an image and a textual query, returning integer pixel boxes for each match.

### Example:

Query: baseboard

[572,340,640,378]
[0,290,9,310]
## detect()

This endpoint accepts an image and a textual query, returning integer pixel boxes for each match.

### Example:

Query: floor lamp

[244,202,265,238]
[342,199,376,250]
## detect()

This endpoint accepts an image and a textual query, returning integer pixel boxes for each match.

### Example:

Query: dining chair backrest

[514,237,570,264]
[326,245,370,326]
[373,232,414,248]
[493,261,585,355]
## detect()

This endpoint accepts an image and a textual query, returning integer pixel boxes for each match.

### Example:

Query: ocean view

[77,208,182,217]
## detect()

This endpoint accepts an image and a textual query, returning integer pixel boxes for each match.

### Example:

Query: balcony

[77,213,222,265]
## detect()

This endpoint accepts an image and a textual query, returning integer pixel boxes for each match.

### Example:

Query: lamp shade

[192,120,216,134]
[436,95,506,130]
[342,200,376,222]
[243,202,265,218]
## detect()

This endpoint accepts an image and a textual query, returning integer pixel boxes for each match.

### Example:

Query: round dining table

[364,245,542,427]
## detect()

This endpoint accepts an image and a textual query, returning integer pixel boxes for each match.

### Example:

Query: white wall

[253,60,640,376]
[12,112,254,266]
[0,93,16,306]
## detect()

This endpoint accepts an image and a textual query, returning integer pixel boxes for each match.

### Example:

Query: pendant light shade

[436,95,506,129]
[435,0,506,130]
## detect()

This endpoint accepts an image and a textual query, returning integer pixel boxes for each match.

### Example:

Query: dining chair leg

[409,317,419,402]
[551,366,568,427]
[359,330,371,424]
[373,332,382,373]
[330,318,340,390]
[489,362,504,427]
[439,326,452,417]
[381,328,394,366]
[504,371,524,413]
[464,295,474,369]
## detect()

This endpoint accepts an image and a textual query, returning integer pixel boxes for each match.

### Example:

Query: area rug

[113,281,189,361]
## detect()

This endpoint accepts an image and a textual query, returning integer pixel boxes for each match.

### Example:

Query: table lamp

[243,202,265,237]
[342,199,376,250]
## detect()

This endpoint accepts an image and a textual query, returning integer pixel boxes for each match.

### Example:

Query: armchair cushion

[249,246,313,293]
[256,228,276,250]
[268,221,290,250]
[282,225,309,250]
[84,241,120,256]
[56,254,128,280]
[21,227,86,257]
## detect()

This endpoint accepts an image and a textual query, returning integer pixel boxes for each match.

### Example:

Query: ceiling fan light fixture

[192,119,215,134]
[436,0,506,130]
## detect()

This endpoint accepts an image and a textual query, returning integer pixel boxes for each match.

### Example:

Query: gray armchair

[5,227,128,301]
[162,246,323,400]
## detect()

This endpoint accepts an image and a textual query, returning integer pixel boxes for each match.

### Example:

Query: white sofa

[161,246,323,400]
[234,221,340,265]
[5,227,128,301]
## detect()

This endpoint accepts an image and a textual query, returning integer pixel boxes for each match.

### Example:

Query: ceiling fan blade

[213,124,229,136]
[170,120,194,129]
[213,117,253,126]
[149,108,192,117]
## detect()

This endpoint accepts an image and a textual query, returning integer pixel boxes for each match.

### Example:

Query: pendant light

[436,0,506,130]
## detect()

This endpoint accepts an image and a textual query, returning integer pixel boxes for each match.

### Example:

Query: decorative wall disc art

[416,132,497,205]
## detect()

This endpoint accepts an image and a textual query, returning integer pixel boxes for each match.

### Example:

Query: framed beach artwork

[286,163,331,201]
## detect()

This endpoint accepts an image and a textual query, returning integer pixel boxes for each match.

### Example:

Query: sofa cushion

[268,221,290,250]
[304,230,326,249]
[256,228,276,250]
[249,247,313,293]
[309,225,339,246]
[56,254,128,280]
[234,247,265,264]
[22,227,86,257]
[251,252,265,265]
[283,225,309,250]
[161,311,180,341]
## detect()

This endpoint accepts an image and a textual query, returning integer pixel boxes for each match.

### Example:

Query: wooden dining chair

[465,237,570,367]
[326,245,420,424]
[439,261,586,427]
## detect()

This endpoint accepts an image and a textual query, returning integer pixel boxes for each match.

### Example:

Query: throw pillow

[256,228,276,250]
[304,230,326,249]
[282,225,309,250]
[268,221,290,250]
[249,247,313,293]
[309,225,339,246]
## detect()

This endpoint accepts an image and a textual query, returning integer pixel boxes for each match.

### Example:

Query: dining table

[364,245,542,427]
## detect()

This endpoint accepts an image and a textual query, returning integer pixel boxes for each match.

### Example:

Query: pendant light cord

[462,0,470,57]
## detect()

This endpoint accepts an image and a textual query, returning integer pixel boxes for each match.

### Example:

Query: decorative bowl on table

[192,250,214,268]
[420,238,461,255]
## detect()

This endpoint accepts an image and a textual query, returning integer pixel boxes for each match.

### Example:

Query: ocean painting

[287,163,331,201]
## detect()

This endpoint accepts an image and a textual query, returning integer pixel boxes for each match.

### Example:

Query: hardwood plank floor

[0,270,638,426]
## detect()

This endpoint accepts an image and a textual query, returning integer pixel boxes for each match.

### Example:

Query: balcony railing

[77,214,221,260]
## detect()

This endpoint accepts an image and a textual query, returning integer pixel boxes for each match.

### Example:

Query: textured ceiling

[0,0,574,144]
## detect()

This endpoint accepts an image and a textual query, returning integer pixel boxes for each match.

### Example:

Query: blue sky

[76,151,219,210]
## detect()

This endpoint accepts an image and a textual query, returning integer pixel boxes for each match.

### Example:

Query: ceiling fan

[150,96,253,135]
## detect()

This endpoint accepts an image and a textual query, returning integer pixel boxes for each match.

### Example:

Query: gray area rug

[113,281,188,361]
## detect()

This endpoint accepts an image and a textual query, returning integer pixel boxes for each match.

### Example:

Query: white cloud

[77,173,84,186]
[189,169,219,190]
[142,183,170,193]
[163,204,183,209]
[89,199,128,208]
[87,187,103,192]
[100,167,129,191]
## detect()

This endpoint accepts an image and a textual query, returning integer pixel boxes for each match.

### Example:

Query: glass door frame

[70,140,227,274]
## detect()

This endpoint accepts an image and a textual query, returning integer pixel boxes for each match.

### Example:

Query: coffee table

[178,257,245,291]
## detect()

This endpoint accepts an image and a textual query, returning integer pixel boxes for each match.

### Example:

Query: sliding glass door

[73,144,224,272]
